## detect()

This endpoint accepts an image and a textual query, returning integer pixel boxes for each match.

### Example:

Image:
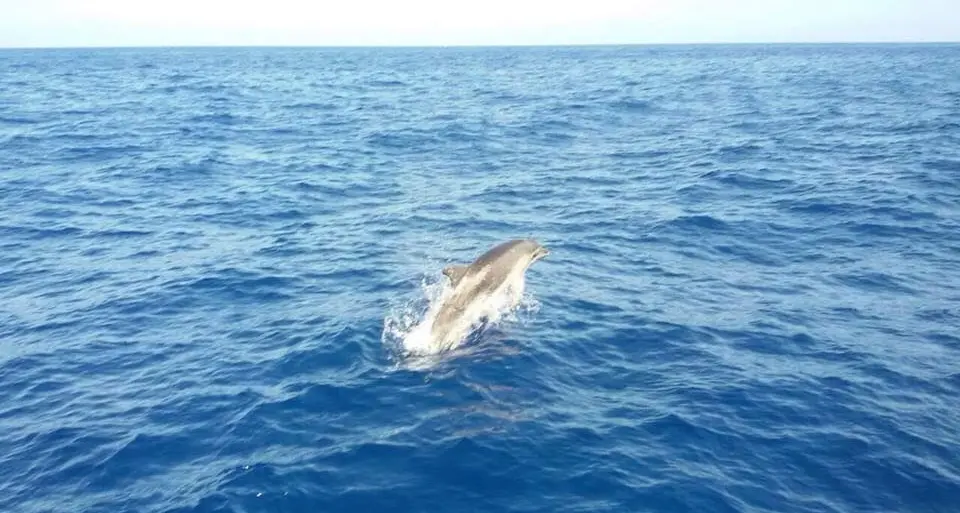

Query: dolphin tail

[442,265,469,287]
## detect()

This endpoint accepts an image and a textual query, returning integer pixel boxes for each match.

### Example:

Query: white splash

[381,269,540,362]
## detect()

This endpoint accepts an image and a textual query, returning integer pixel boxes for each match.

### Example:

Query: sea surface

[1,44,959,513]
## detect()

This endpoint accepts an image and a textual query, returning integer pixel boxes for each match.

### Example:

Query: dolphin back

[442,265,469,287]
[471,239,543,269]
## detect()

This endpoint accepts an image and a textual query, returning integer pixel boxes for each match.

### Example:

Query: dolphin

[409,239,549,354]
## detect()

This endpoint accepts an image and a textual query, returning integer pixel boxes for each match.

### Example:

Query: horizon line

[2,40,959,51]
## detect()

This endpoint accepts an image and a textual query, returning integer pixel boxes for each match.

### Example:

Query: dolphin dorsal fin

[442,265,469,287]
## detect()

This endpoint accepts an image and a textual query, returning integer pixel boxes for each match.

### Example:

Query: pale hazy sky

[1,0,958,48]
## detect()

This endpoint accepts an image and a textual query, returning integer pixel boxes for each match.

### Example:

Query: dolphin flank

[408,239,549,354]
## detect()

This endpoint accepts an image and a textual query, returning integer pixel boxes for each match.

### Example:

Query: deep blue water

[1,44,959,513]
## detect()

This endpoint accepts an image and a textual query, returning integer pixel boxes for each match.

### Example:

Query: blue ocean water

[1,44,959,513]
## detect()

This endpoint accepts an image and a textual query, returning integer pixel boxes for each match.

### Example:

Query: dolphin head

[532,242,549,261]
[521,239,549,264]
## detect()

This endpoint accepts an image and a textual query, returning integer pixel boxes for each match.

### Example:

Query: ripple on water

[1,44,960,513]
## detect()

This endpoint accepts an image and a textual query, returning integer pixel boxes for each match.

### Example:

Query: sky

[1,0,958,48]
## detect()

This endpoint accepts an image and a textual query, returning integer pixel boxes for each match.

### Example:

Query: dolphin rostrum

[407,239,549,354]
